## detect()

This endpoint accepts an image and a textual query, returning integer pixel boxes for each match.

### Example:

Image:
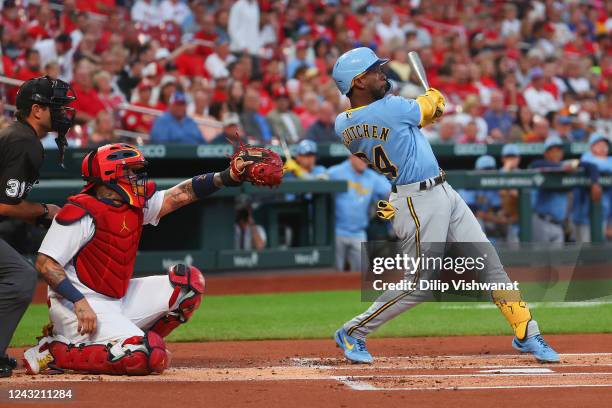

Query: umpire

[0,76,75,377]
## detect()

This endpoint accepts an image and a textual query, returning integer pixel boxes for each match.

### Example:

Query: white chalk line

[290,352,612,366]
[440,301,612,310]
[336,379,612,392]
[334,371,612,391]
[290,363,612,370]
[336,372,612,379]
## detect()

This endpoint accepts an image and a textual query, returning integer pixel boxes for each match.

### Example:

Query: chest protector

[55,194,144,298]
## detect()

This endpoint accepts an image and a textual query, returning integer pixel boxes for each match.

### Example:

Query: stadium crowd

[0,0,611,248]
[0,0,608,148]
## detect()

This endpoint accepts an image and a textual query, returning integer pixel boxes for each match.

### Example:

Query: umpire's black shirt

[0,121,44,220]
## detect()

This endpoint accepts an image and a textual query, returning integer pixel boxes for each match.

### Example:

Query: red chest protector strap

[56,202,90,225]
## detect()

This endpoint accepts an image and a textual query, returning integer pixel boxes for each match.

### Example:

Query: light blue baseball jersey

[334,95,440,185]
[327,160,391,240]
[572,152,612,224]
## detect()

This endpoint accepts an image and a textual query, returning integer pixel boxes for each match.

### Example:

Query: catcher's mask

[81,143,149,208]
[15,76,77,166]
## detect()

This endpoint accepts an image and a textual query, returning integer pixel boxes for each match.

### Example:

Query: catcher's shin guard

[150,264,205,338]
[492,290,532,340]
[47,331,169,375]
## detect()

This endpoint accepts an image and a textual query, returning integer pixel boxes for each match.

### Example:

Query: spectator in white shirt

[160,0,191,26]
[205,38,236,80]
[523,67,560,117]
[565,58,592,98]
[533,22,557,58]
[69,12,89,51]
[500,4,521,38]
[376,4,404,45]
[34,33,74,82]
[228,0,260,55]
[131,0,162,26]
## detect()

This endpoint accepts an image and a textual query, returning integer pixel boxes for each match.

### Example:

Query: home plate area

[6,352,612,393]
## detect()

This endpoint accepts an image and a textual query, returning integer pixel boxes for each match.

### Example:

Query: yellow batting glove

[376,200,396,220]
[415,87,445,128]
[283,158,305,178]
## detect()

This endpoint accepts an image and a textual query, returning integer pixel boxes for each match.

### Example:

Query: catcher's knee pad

[48,331,170,375]
[492,290,532,340]
[150,264,205,338]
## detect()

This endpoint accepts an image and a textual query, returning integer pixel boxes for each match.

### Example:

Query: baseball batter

[23,142,282,375]
[331,47,559,364]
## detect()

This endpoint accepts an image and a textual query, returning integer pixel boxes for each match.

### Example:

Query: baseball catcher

[23,141,282,375]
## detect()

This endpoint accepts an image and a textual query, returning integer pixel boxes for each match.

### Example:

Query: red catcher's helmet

[81,143,149,208]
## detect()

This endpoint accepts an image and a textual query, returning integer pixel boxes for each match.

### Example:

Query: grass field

[11,290,612,347]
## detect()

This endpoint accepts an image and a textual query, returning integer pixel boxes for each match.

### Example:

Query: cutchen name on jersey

[340,124,390,147]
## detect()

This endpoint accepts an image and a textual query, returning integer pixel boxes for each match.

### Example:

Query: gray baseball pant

[0,238,37,356]
[342,182,536,340]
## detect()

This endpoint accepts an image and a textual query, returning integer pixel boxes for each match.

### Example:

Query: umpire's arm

[0,201,58,224]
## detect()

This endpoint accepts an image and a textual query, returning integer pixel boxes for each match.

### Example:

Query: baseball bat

[407,51,429,91]
[278,132,292,161]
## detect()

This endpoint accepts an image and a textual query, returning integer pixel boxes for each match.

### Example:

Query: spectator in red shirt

[2,1,23,33]
[297,91,319,130]
[174,43,207,79]
[75,0,116,16]
[444,63,480,105]
[71,60,106,123]
[8,49,43,103]
[313,38,332,83]
[123,81,159,134]
[93,70,125,113]
[193,13,218,59]
[26,3,55,41]
[14,49,43,81]
[500,73,525,112]
[1,55,15,78]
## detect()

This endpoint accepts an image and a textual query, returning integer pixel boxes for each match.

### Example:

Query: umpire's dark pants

[0,238,37,356]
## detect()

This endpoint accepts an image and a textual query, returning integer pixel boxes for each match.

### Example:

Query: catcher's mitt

[228,135,283,187]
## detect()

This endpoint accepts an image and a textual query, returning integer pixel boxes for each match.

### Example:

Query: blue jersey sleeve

[326,164,342,180]
[581,152,612,173]
[386,96,421,127]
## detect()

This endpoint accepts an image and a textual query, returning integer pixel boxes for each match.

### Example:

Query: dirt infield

[3,334,612,408]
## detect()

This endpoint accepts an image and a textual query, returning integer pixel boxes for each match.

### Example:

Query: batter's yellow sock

[492,290,532,341]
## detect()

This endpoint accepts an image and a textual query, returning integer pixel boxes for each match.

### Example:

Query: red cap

[506,48,520,60]
[296,40,308,50]
[273,86,289,98]
[137,81,152,90]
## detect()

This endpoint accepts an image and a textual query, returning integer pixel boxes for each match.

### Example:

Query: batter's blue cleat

[512,335,560,363]
[334,328,373,364]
